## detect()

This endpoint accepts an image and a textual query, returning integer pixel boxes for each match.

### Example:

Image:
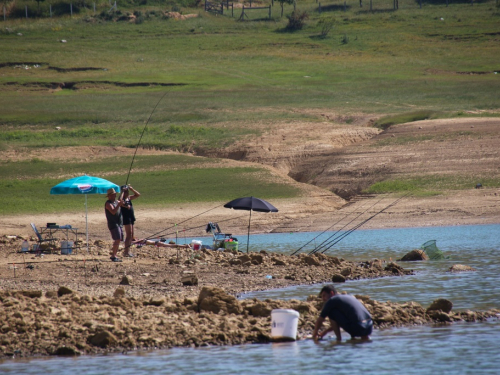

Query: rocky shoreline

[1,236,498,359]
[1,287,498,359]
[1,236,414,300]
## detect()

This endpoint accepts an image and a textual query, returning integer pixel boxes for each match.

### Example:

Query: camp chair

[205,222,235,250]
[30,223,56,254]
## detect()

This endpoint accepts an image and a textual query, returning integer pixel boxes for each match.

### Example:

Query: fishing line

[309,196,386,255]
[124,91,168,186]
[320,193,411,255]
[314,195,402,255]
[158,214,248,239]
[310,196,384,255]
[138,214,248,243]
[320,197,406,254]
[139,190,255,241]
[140,203,228,242]
[290,198,372,256]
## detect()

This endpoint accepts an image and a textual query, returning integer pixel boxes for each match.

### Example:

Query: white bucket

[61,240,73,255]
[271,309,300,341]
[191,240,202,251]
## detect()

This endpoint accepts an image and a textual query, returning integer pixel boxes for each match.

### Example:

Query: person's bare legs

[111,239,120,258]
[124,224,133,255]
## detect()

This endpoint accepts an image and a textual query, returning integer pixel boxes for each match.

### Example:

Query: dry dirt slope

[207,116,500,231]
[289,117,500,199]
[1,117,500,239]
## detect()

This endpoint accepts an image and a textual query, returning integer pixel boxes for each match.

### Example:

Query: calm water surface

[244,224,500,310]
[2,224,499,374]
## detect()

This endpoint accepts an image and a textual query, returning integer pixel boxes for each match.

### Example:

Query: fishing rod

[142,213,248,241]
[137,203,227,242]
[123,206,236,253]
[121,190,230,254]
[119,92,167,255]
[290,198,372,256]
[308,196,386,255]
[316,194,409,255]
[142,189,258,240]
[124,91,168,186]
[319,196,406,254]
[319,193,411,255]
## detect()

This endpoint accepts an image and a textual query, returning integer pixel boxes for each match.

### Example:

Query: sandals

[110,257,122,262]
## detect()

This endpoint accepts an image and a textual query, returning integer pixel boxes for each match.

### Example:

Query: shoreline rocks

[0,287,497,359]
[0,237,416,301]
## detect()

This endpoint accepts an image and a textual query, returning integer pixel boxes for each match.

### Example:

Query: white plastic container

[191,240,202,251]
[271,309,300,341]
[61,240,73,255]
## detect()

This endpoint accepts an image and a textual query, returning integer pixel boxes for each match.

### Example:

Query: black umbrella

[224,196,278,253]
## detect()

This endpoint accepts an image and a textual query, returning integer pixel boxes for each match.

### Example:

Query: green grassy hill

[1,0,498,213]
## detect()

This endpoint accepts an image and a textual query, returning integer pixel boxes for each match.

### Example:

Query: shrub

[318,18,334,38]
[285,10,308,31]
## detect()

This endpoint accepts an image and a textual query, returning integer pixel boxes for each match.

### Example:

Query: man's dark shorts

[331,310,373,337]
[123,217,135,226]
[110,226,123,241]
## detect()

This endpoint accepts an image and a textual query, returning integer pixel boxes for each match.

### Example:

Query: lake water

[2,224,499,374]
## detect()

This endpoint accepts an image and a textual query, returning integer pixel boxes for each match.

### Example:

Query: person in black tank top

[120,185,141,257]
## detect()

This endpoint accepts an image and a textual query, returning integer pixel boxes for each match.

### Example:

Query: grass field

[1,0,499,213]
[364,174,500,195]
[0,154,301,214]
[1,1,498,129]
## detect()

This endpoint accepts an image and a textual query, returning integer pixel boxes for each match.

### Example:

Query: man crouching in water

[312,285,373,342]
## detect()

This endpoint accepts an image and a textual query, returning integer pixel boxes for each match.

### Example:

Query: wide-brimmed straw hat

[107,188,117,196]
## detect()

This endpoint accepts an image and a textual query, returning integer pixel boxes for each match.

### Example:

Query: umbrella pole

[247,210,252,253]
[85,194,89,253]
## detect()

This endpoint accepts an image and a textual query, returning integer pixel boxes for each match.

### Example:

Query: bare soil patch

[3,81,186,91]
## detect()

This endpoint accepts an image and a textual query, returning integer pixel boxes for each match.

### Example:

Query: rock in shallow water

[427,298,453,314]
[448,264,476,272]
[399,249,429,261]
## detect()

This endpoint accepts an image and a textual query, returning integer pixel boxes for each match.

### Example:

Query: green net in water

[420,240,444,260]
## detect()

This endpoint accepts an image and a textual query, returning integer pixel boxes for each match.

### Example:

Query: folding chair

[205,222,235,250]
[30,223,56,254]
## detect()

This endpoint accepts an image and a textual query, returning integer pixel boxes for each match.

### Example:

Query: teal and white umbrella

[50,175,120,253]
